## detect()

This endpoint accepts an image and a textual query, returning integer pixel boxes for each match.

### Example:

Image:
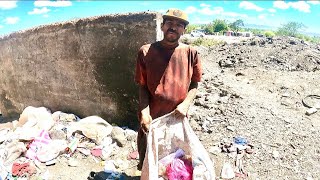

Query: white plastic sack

[141,112,215,180]
[68,116,113,145]
[19,106,54,131]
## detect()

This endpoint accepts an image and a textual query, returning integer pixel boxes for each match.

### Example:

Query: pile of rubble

[0,106,139,179]
[216,36,320,72]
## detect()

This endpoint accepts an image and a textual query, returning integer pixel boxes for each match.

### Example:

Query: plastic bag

[141,112,215,180]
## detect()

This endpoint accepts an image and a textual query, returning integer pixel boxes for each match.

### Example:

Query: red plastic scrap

[12,162,36,177]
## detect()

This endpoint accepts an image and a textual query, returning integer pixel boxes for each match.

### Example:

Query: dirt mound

[215,36,320,72]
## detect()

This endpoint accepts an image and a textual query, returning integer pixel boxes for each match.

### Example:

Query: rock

[68,158,79,167]
[111,126,127,147]
[289,40,297,45]
[124,129,137,141]
[49,129,66,140]
[306,107,317,116]
[209,146,221,155]
[272,150,280,159]
[226,126,235,132]
[45,159,56,166]
[282,92,290,97]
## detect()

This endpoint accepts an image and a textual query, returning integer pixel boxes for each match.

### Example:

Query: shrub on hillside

[264,31,275,38]
[192,38,223,47]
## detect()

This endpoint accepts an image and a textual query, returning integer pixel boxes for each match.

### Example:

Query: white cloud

[28,7,51,15]
[199,7,223,15]
[239,1,264,12]
[185,6,197,14]
[211,7,224,14]
[200,3,211,8]
[196,6,247,19]
[0,25,3,29]
[274,1,310,13]
[289,1,310,13]
[222,11,248,18]
[268,8,276,13]
[258,14,267,19]
[193,16,211,24]
[273,1,290,9]
[0,1,17,10]
[34,0,72,7]
[4,17,19,24]
[198,7,213,15]
[43,14,49,18]
[307,0,320,5]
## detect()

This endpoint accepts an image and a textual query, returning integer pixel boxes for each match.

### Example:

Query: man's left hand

[174,103,188,120]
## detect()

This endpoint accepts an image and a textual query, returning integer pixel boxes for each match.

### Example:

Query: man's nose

[170,23,178,30]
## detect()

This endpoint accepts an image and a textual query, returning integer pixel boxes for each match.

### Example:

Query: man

[135,8,202,170]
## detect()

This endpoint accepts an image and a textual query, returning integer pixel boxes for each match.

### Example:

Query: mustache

[167,29,178,34]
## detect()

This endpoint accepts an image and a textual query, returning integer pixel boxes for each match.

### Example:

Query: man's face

[161,17,186,43]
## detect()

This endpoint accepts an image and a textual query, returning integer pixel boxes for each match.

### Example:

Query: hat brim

[163,15,189,25]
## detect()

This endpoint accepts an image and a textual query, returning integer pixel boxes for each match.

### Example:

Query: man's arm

[139,85,152,132]
[175,81,199,119]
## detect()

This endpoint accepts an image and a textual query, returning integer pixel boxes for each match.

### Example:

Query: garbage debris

[221,162,235,179]
[219,136,253,179]
[11,162,36,177]
[0,106,139,179]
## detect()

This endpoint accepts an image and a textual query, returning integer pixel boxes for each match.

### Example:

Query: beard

[164,30,180,42]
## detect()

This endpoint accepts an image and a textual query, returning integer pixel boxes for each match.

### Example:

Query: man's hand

[174,81,199,120]
[140,112,152,133]
[174,103,188,120]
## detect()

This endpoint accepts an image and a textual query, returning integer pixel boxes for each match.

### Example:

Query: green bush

[264,31,275,37]
[296,34,320,43]
[191,38,223,47]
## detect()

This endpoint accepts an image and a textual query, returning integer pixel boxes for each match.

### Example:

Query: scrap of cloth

[25,129,51,160]
[12,162,36,177]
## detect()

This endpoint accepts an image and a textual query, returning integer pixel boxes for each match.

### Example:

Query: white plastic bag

[141,112,215,180]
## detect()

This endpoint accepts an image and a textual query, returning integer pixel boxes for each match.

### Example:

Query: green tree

[203,19,228,34]
[213,19,228,32]
[276,22,306,37]
[204,23,214,34]
[229,19,244,33]
[185,24,200,34]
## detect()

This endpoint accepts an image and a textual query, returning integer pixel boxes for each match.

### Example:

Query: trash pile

[214,136,254,179]
[0,106,139,180]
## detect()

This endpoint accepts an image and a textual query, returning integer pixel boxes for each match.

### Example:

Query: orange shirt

[135,42,202,119]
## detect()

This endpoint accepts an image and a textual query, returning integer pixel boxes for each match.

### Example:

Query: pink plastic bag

[166,158,193,180]
[25,130,51,160]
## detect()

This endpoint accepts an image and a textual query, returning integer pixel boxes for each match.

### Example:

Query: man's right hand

[140,112,152,133]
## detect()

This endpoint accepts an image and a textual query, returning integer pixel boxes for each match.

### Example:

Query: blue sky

[0,0,319,36]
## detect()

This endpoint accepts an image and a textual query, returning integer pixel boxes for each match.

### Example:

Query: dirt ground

[189,36,320,180]
[1,35,319,180]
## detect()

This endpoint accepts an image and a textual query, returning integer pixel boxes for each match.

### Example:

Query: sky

[0,0,319,36]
